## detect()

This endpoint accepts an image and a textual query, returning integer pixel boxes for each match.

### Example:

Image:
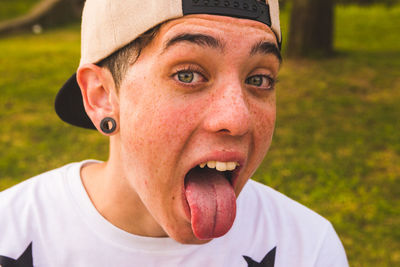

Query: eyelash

[172,66,277,91]
[245,74,277,91]
[172,66,208,85]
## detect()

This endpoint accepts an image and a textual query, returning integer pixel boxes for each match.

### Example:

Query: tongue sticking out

[184,167,236,240]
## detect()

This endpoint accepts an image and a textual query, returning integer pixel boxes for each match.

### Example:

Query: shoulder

[0,166,64,213]
[239,179,328,225]
[233,179,348,266]
[237,179,332,240]
[0,162,78,209]
[0,162,85,258]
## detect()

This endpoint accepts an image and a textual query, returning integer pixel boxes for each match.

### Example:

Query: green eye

[245,75,274,90]
[246,76,263,86]
[177,71,194,83]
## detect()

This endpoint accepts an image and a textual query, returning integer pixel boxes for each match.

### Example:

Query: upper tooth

[216,162,227,171]
[226,162,236,171]
[207,161,216,169]
[199,161,238,171]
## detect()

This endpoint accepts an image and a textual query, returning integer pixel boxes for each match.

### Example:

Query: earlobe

[100,117,117,134]
[77,64,119,135]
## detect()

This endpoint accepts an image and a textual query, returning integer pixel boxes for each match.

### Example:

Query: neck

[80,137,168,237]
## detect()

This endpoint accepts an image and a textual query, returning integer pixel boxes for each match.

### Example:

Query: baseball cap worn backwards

[55,0,282,129]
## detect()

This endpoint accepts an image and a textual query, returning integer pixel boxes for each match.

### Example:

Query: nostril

[218,129,230,133]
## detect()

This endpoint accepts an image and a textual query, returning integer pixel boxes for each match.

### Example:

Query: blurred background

[0,0,399,265]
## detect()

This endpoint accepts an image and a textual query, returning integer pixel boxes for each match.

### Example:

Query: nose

[203,80,251,137]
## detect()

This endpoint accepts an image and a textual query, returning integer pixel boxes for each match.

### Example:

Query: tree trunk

[287,0,335,58]
[0,0,84,36]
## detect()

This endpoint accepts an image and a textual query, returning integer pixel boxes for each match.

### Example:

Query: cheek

[250,95,276,163]
[254,94,276,140]
[232,96,276,195]
[118,90,203,181]
[153,102,201,150]
[117,91,205,231]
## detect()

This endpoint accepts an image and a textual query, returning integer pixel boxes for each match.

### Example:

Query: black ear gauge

[100,117,117,134]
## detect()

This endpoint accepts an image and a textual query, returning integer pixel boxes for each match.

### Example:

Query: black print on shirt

[243,246,276,267]
[0,243,33,267]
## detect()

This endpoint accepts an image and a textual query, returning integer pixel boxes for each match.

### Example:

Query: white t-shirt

[0,161,348,267]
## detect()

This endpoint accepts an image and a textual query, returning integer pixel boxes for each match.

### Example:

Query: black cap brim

[55,73,96,130]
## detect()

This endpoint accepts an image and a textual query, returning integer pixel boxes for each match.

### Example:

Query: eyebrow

[250,41,282,62]
[163,32,282,62]
[164,33,224,52]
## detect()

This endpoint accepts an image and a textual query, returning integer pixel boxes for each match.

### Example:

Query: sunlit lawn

[0,4,399,266]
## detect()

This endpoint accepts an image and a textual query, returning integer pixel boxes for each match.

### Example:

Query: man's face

[115,14,280,244]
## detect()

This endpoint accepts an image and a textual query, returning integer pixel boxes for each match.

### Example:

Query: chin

[167,227,214,245]
[175,235,214,245]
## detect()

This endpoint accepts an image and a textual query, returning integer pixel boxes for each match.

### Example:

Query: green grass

[0,4,399,266]
[0,23,109,184]
[0,0,40,22]
[255,4,400,266]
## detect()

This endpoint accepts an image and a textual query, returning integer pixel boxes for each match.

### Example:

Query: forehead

[154,14,278,49]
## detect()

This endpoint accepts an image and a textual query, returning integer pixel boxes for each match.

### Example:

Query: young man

[0,0,348,266]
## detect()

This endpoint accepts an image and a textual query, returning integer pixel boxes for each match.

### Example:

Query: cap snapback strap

[182,0,271,27]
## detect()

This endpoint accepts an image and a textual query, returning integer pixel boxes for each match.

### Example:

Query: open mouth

[183,161,240,240]
[199,161,240,185]
[187,161,238,185]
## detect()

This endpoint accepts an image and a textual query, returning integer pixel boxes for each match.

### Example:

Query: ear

[77,63,120,135]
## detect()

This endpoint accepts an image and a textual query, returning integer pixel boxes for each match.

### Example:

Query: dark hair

[96,24,162,89]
